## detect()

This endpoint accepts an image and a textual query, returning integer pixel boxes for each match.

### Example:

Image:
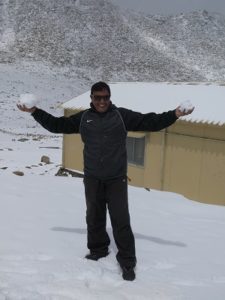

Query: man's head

[90,81,111,113]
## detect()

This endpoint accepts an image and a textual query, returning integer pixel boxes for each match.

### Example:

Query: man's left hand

[175,106,195,118]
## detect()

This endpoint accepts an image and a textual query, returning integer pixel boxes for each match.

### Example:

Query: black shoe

[85,252,109,261]
[122,266,136,281]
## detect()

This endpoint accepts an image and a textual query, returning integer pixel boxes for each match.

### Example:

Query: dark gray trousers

[83,175,136,268]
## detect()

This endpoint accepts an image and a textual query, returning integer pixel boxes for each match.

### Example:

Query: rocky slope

[0,0,225,82]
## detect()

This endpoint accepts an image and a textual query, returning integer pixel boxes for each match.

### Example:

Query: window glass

[126,136,145,166]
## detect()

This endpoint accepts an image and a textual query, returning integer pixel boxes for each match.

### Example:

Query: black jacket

[32,102,178,179]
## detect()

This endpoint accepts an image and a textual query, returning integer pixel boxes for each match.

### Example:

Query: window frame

[126,135,146,167]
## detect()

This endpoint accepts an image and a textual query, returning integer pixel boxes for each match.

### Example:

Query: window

[126,136,145,166]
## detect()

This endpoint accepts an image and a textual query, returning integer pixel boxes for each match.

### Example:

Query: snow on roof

[62,82,225,126]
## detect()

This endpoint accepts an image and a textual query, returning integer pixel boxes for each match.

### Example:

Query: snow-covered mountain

[1,0,225,82]
[129,10,225,81]
[1,3,225,297]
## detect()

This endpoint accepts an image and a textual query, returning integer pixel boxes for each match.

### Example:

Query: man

[17,81,194,281]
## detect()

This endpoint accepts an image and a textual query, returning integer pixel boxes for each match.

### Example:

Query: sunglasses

[92,95,110,101]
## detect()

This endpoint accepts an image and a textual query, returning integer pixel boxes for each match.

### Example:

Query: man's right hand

[17,104,37,114]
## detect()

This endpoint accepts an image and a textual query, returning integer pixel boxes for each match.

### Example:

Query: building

[61,82,225,205]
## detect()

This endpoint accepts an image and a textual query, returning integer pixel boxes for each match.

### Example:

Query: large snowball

[179,100,194,113]
[18,93,38,108]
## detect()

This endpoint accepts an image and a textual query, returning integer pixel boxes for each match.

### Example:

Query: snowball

[18,93,38,108]
[179,100,194,113]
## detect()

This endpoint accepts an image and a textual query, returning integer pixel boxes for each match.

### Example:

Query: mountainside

[129,10,225,81]
[1,0,225,82]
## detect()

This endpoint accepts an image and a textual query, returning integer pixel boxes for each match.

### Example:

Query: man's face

[91,89,111,113]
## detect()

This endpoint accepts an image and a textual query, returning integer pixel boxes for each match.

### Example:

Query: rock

[13,171,24,176]
[41,155,50,164]
[55,167,84,178]
[55,168,69,177]
[18,138,29,142]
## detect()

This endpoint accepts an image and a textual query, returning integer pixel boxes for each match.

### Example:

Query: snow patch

[0,28,15,50]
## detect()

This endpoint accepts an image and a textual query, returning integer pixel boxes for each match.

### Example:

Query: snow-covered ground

[1,62,225,299]
[0,62,87,135]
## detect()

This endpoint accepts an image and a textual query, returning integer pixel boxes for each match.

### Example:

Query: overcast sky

[110,0,225,16]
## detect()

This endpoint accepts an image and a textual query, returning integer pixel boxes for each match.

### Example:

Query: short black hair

[91,81,111,96]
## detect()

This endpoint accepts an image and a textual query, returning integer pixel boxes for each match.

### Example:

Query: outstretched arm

[17,104,84,134]
[118,106,194,132]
